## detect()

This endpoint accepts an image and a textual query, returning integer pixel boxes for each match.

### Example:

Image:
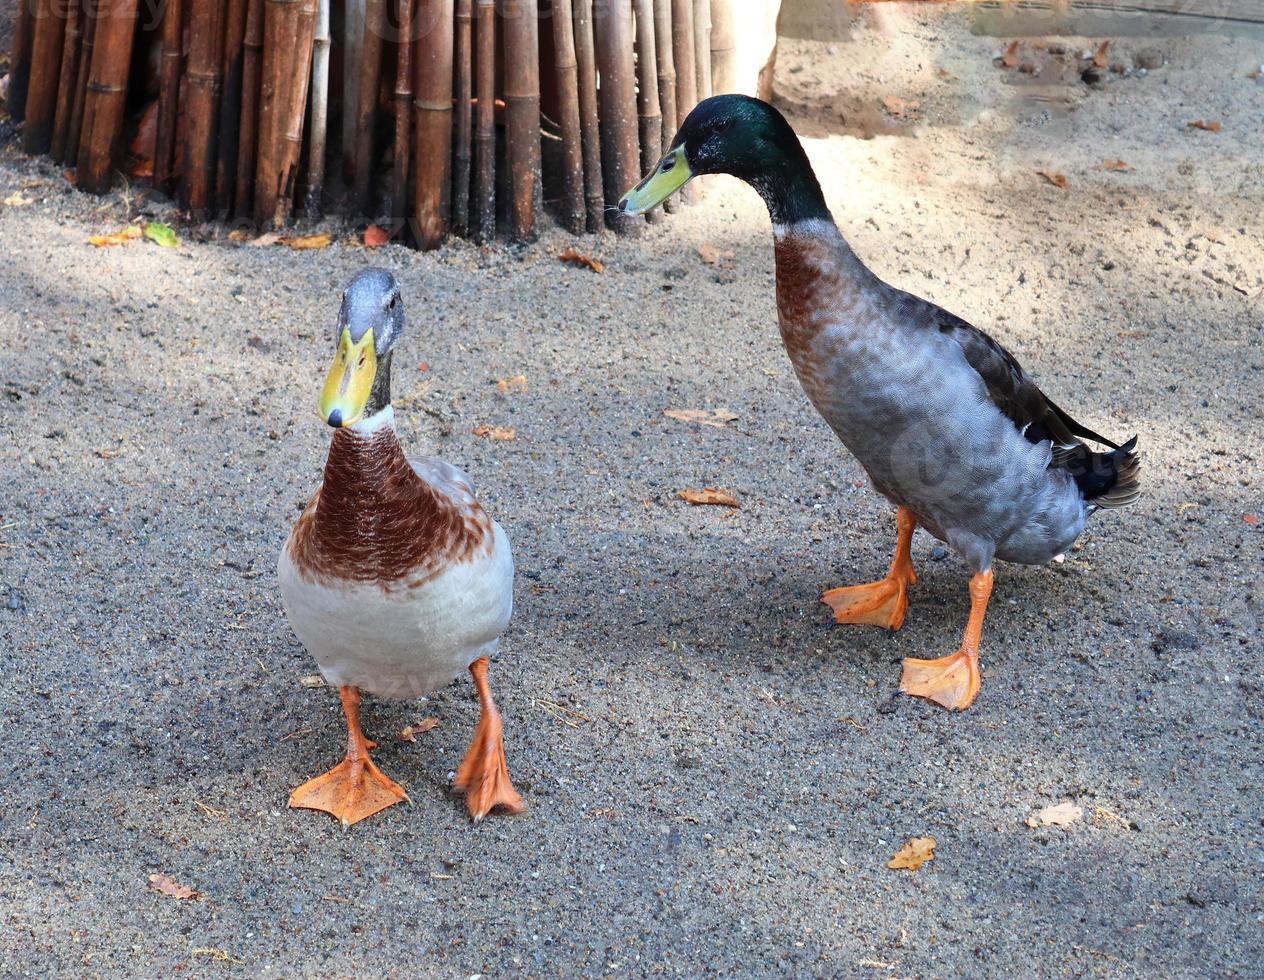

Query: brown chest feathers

[289,426,491,589]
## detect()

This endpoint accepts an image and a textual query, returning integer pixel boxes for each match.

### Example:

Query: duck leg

[822,506,918,629]
[900,569,992,711]
[454,657,525,822]
[289,685,410,826]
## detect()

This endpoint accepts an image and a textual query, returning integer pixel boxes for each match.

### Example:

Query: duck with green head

[621,96,1140,710]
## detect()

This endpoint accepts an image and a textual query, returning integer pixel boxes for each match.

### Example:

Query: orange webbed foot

[289,754,410,826]
[822,573,913,630]
[899,649,981,711]
[454,657,525,823]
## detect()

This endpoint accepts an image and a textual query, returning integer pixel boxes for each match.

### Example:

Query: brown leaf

[697,243,736,266]
[882,95,921,118]
[1188,119,1222,133]
[1244,513,1260,526]
[364,224,390,247]
[149,872,199,901]
[297,674,325,688]
[936,67,957,81]
[127,100,158,178]
[1091,40,1111,69]
[399,717,440,741]
[227,228,251,242]
[496,374,528,395]
[473,424,516,441]
[1026,801,1083,828]
[282,232,333,250]
[663,408,738,428]
[559,247,603,273]
[679,487,740,508]
[888,836,936,871]
[1037,170,1069,190]
[248,232,282,247]
[89,226,143,247]
[1101,159,1132,171]
[1249,67,1263,80]
[94,447,123,459]
[1001,41,1020,69]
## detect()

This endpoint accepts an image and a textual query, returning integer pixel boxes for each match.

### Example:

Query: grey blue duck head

[319,268,405,428]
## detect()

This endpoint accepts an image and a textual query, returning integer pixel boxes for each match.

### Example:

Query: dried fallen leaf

[496,374,528,395]
[881,95,921,118]
[1244,513,1260,526]
[697,242,735,266]
[888,836,936,871]
[364,224,390,247]
[1037,170,1069,190]
[94,447,123,459]
[1026,800,1083,828]
[227,228,252,242]
[679,487,739,508]
[1118,330,1148,339]
[298,673,325,688]
[473,424,516,441]
[89,226,143,247]
[1249,67,1263,80]
[1091,40,1111,69]
[399,717,440,741]
[1101,159,1132,171]
[663,407,738,428]
[1188,119,1222,133]
[1001,41,1020,68]
[283,232,333,250]
[192,948,243,964]
[149,873,199,901]
[3,192,32,206]
[936,67,957,81]
[559,246,603,273]
[248,231,281,247]
[144,221,179,248]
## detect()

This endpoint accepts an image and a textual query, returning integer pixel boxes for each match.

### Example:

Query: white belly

[278,522,514,699]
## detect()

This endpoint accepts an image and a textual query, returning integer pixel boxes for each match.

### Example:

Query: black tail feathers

[1052,436,1141,509]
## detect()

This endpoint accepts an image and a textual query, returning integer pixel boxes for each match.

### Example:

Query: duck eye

[387,294,398,311]
[660,156,675,173]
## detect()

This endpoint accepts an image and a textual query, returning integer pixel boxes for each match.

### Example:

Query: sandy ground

[2,4,1262,977]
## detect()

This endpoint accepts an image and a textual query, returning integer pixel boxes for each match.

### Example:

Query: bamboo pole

[353,0,386,217]
[549,0,583,234]
[7,0,34,121]
[153,0,183,192]
[501,0,539,241]
[215,0,249,215]
[632,0,661,224]
[692,0,711,103]
[77,0,141,193]
[50,0,83,162]
[271,0,317,226]
[181,0,225,215]
[305,0,330,219]
[572,0,602,232]
[22,0,68,155]
[342,0,364,182]
[64,0,97,167]
[233,0,264,216]
[709,0,735,94]
[451,0,473,236]
[670,0,696,202]
[253,0,292,224]
[414,0,457,248]
[651,0,677,213]
[391,0,412,237]
[472,0,494,243]
[593,0,639,234]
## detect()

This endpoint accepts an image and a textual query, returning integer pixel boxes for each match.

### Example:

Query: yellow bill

[319,327,377,427]
[619,145,693,216]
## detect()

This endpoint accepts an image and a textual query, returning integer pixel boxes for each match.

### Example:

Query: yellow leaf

[496,374,528,395]
[89,226,142,247]
[679,487,739,508]
[888,836,936,871]
[3,192,32,206]
[282,232,333,250]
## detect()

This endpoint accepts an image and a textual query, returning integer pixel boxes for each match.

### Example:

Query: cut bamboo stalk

[651,0,677,213]
[181,0,226,215]
[342,0,365,182]
[265,0,317,227]
[352,0,386,217]
[414,0,457,247]
[571,0,602,232]
[7,0,34,121]
[233,0,264,216]
[253,0,292,224]
[215,0,249,216]
[692,0,711,103]
[593,0,639,234]
[501,0,539,241]
[451,0,473,236]
[709,0,735,93]
[631,0,661,224]
[77,0,141,193]
[305,0,330,219]
[549,0,583,234]
[472,0,495,243]
[391,0,412,237]
[23,0,68,155]
[153,0,183,193]
[50,0,83,162]
[64,0,97,167]
[670,0,696,201]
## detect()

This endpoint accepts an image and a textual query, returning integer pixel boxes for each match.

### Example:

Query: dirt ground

[2,4,1262,977]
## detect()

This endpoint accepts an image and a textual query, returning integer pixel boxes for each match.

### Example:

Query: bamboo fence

[6,0,734,247]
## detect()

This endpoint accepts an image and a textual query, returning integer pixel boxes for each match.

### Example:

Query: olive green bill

[618,145,693,216]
